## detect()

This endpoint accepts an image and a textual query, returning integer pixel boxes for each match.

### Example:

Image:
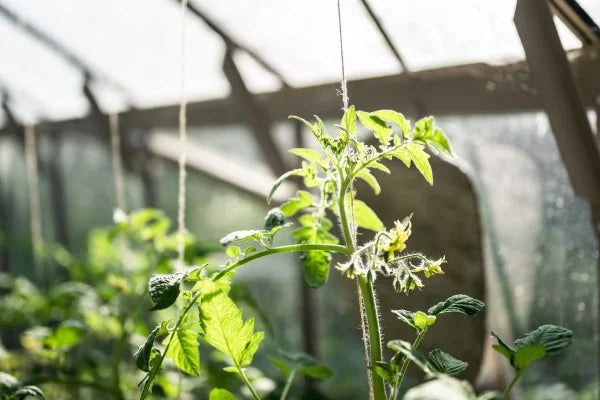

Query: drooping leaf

[428,349,468,375]
[149,273,184,311]
[406,142,433,185]
[134,326,159,372]
[140,348,163,399]
[428,294,485,316]
[219,230,263,246]
[198,279,264,367]
[289,148,327,168]
[341,105,357,135]
[209,388,238,400]
[267,168,302,204]
[413,311,436,331]
[289,116,323,140]
[163,314,200,376]
[391,309,417,331]
[387,340,432,375]
[301,250,331,288]
[357,111,392,145]
[281,191,313,217]
[514,325,573,356]
[356,169,381,195]
[370,110,410,137]
[513,345,545,370]
[370,161,391,174]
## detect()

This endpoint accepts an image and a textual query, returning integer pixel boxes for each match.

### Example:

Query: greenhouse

[1,0,600,399]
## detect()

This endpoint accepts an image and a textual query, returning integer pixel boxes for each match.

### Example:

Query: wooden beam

[4,51,598,138]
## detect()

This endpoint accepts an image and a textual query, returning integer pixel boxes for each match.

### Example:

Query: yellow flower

[424,257,445,278]
[384,217,412,262]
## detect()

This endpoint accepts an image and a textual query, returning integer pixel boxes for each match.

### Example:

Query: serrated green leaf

[491,331,515,362]
[428,349,468,375]
[226,246,241,258]
[513,345,545,370]
[149,273,184,311]
[391,309,417,331]
[411,116,452,155]
[370,161,391,174]
[164,314,200,376]
[392,146,411,167]
[412,117,433,139]
[134,326,159,372]
[357,111,392,145]
[301,250,331,288]
[357,169,381,195]
[289,148,327,168]
[514,325,573,355]
[413,311,436,330]
[198,279,263,367]
[281,191,313,217]
[267,168,302,204]
[428,294,485,316]
[209,388,238,400]
[371,110,410,137]
[406,142,433,185]
[341,105,357,135]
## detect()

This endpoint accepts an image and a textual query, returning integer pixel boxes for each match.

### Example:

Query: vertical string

[337,1,373,399]
[109,113,127,212]
[24,124,44,287]
[177,0,189,267]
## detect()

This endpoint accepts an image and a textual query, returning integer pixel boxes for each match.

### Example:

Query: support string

[336,1,373,399]
[177,0,189,267]
[109,113,126,212]
[24,124,44,287]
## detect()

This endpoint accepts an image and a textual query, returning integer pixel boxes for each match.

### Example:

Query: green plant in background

[135,106,522,400]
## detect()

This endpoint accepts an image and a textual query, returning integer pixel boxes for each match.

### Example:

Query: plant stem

[337,180,355,252]
[395,330,426,395]
[358,275,386,400]
[237,362,262,400]
[214,243,349,281]
[280,369,296,400]
[502,369,523,399]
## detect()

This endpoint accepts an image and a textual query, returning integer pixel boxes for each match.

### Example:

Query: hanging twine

[24,124,44,286]
[109,113,127,212]
[176,0,189,267]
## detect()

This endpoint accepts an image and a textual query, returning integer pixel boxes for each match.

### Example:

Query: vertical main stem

[358,275,386,400]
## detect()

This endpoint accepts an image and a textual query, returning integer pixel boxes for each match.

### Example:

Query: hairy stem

[280,369,296,400]
[358,275,386,400]
[502,369,524,399]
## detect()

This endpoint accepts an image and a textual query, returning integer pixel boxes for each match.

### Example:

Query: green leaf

[372,361,395,384]
[226,246,241,258]
[301,250,331,288]
[209,388,238,400]
[219,230,263,246]
[412,116,452,155]
[370,110,410,137]
[391,309,417,331]
[289,115,323,140]
[428,349,468,375]
[198,279,264,367]
[164,314,200,376]
[356,169,381,195]
[299,364,333,379]
[267,168,303,204]
[428,294,485,316]
[148,273,184,311]
[370,161,391,174]
[412,117,433,140]
[491,331,515,362]
[13,385,45,399]
[271,351,333,380]
[281,191,313,217]
[268,356,291,378]
[134,326,159,372]
[357,111,392,145]
[513,345,545,370]
[430,128,452,155]
[140,348,162,399]
[514,324,573,355]
[392,146,411,167]
[413,311,436,330]
[289,148,327,168]
[341,105,357,135]
[44,320,85,350]
[387,340,432,375]
[406,142,433,185]
[351,199,384,232]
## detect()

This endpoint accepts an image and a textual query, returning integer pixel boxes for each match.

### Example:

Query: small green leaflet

[301,250,331,288]
[406,142,433,185]
[391,309,417,331]
[514,325,573,356]
[387,340,432,375]
[428,294,485,316]
[163,313,200,376]
[197,279,264,368]
[357,169,381,195]
[413,311,436,330]
[209,388,238,400]
[289,148,327,168]
[344,197,384,232]
[267,168,302,204]
[281,190,313,217]
[370,109,410,138]
[341,105,357,135]
[357,111,392,145]
[428,349,468,375]
[491,331,515,363]
[513,345,545,370]
[412,116,452,155]
[134,326,159,372]
[289,115,324,141]
[140,348,162,399]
